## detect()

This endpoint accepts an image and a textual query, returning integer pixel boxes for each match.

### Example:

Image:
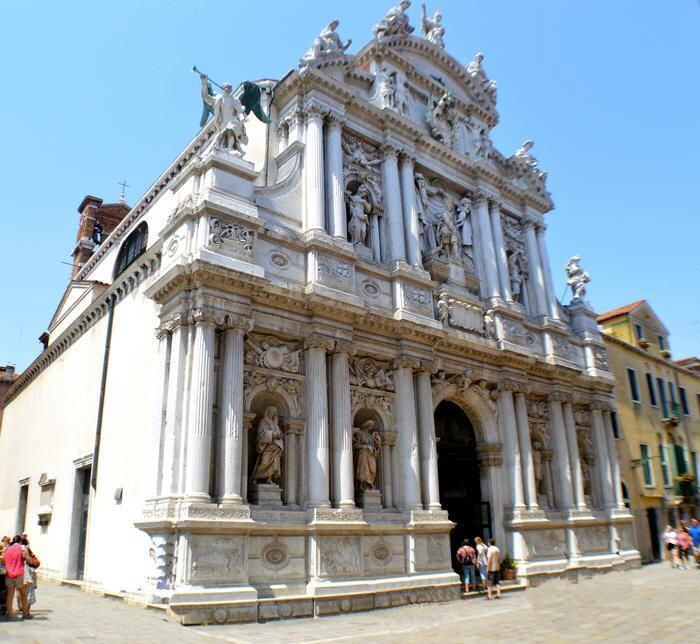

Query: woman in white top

[662,525,678,568]
[474,536,488,590]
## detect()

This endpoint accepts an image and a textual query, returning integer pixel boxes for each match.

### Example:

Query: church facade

[0,3,639,625]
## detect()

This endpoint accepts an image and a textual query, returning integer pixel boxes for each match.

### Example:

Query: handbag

[27,554,41,569]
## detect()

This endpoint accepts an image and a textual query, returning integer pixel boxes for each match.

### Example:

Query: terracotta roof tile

[596,299,646,323]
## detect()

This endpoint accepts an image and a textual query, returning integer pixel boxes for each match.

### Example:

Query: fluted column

[326,113,346,240]
[381,432,396,509]
[536,223,560,320]
[394,357,422,510]
[305,335,334,507]
[184,309,218,500]
[489,198,512,301]
[218,317,253,504]
[329,341,355,508]
[284,419,304,506]
[523,213,548,318]
[304,105,325,232]
[563,401,586,509]
[514,390,539,509]
[399,153,422,268]
[603,409,624,508]
[474,191,500,300]
[381,144,407,263]
[499,382,525,508]
[415,367,441,510]
[591,402,614,509]
[548,392,574,510]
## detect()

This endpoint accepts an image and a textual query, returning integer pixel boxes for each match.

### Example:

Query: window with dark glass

[635,324,645,340]
[645,373,657,406]
[657,377,669,416]
[679,387,689,415]
[658,335,666,351]
[610,411,620,439]
[627,368,640,402]
[659,442,670,486]
[113,222,148,278]
[640,444,653,486]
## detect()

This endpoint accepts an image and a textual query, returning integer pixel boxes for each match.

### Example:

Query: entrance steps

[460,580,527,599]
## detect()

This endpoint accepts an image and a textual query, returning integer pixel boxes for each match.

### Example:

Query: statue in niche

[374,0,414,40]
[199,74,248,155]
[532,441,546,497]
[483,309,496,339]
[352,420,382,490]
[346,187,372,246]
[454,196,473,258]
[421,4,445,48]
[299,20,352,67]
[414,172,439,250]
[581,457,593,498]
[565,255,590,301]
[426,92,458,147]
[376,66,410,115]
[437,292,450,324]
[508,248,525,303]
[466,53,497,99]
[436,207,460,259]
[394,69,410,115]
[251,406,284,485]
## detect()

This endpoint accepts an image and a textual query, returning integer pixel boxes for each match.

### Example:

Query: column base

[220,495,245,505]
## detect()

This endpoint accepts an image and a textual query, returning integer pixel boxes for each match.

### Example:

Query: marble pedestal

[357,488,382,510]
[250,482,283,507]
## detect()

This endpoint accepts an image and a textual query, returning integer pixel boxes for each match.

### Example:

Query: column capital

[189,306,226,327]
[304,333,335,352]
[416,359,438,374]
[488,195,502,210]
[548,389,572,403]
[303,101,326,120]
[325,111,346,129]
[380,141,400,161]
[500,377,529,394]
[394,356,421,371]
[222,315,254,333]
[331,339,356,355]
[383,430,397,447]
[474,189,491,205]
[284,418,305,436]
[398,148,416,163]
[590,399,614,412]
[155,311,187,338]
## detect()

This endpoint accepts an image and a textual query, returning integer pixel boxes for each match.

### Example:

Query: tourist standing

[486,538,501,600]
[3,536,31,620]
[662,525,678,568]
[0,536,10,615]
[475,536,488,591]
[19,535,37,610]
[456,539,477,592]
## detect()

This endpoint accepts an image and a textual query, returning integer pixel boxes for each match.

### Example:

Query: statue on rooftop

[466,53,497,99]
[300,20,352,67]
[374,1,414,40]
[565,256,590,301]
[421,5,445,48]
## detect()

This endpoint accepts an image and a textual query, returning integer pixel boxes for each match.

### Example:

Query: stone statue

[377,65,397,110]
[346,187,371,246]
[532,442,546,497]
[565,256,590,301]
[426,92,457,147]
[200,74,248,154]
[342,137,382,169]
[414,172,438,250]
[421,4,445,48]
[436,207,460,259]
[466,53,497,98]
[437,292,450,323]
[454,196,472,256]
[483,309,496,339]
[251,406,284,484]
[352,420,382,490]
[300,20,352,67]
[508,248,525,303]
[394,69,410,115]
[374,1,414,40]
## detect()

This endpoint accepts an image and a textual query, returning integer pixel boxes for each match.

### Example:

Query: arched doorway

[435,400,490,574]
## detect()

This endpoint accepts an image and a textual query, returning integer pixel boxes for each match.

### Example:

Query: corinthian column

[325,113,346,240]
[523,212,548,318]
[591,402,614,509]
[218,316,253,504]
[499,381,525,509]
[304,105,325,232]
[381,143,407,263]
[474,191,500,300]
[536,223,560,320]
[548,392,574,510]
[305,335,334,507]
[329,341,355,508]
[562,401,586,509]
[394,357,422,510]
[184,309,218,500]
[399,153,422,268]
[514,390,539,510]
[489,198,512,301]
[415,367,441,510]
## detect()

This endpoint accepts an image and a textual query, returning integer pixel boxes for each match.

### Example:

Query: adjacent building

[598,300,700,562]
[0,4,638,625]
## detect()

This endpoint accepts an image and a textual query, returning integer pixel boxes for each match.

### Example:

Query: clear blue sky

[1,1,698,370]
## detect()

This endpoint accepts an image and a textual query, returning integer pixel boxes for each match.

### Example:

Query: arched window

[113,222,148,278]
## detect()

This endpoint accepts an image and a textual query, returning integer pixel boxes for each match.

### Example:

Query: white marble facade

[0,3,639,626]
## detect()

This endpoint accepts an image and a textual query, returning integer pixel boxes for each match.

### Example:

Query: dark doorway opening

[435,400,490,575]
[16,483,29,535]
[76,467,92,580]
[646,508,660,561]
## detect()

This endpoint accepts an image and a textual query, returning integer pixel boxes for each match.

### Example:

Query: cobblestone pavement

[1,563,697,643]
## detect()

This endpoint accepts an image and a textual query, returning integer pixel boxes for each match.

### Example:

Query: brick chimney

[71,195,131,278]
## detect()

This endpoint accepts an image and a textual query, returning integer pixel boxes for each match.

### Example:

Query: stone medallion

[261,542,289,570]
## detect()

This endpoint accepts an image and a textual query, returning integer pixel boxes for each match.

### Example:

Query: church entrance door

[435,400,491,575]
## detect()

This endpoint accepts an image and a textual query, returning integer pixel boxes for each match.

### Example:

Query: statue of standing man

[251,406,284,485]
[200,73,249,155]
[352,420,382,490]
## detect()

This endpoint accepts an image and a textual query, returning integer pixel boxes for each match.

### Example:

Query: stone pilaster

[284,419,304,506]
[514,390,539,510]
[325,113,346,240]
[415,366,441,510]
[523,211,548,318]
[394,357,422,510]
[329,340,355,508]
[399,152,422,268]
[591,401,614,509]
[305,334,335,507]
[562,400,586,509]
[547,391,574,510]
[218,316,254,504]
[475,191,500,301]
[381,142,406,263]
[381,431,396,509]
[304,104,326,232]
[499,380,525,509]
[489,198,512,302]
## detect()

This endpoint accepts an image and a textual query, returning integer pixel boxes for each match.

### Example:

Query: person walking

[677,528,692,570]
[486,538,501,600]
[662,525,678,568]
[689,518,700,568]
[456,539,477,592]
[3,535,31,620]
[475,536,488,592]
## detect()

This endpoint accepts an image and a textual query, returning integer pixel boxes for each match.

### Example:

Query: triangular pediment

[47,280,108,342]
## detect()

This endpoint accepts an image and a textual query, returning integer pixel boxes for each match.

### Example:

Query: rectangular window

[627,368,640,403]
[635,324,645,340]
[659,443,670,486]
[641,444,653,486]
[610,411,620,439]
[679,387,689,415]
[658,335,666,351]
[668,381,677,404]
[657,378,669,416]
[645,373,657,406]
[674,444,688,475]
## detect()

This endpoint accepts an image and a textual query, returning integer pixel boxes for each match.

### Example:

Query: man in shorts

[486,538,501,600]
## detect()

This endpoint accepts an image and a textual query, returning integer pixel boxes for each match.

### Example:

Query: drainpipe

[91,296,115,489]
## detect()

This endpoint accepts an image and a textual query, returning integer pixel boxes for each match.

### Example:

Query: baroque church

[0,2,639,624]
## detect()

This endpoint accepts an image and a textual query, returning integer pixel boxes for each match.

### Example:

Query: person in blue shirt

[689,518,700,567]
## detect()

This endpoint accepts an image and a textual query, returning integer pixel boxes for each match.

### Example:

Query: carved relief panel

[188,535,247,584]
